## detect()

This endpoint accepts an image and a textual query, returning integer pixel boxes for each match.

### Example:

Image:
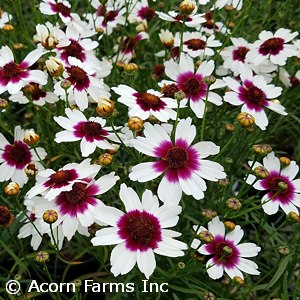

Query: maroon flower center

[184,39,206,51]
[161,83,179,98]
[118,210,162,251]
[3,141,32,169]
[244,86,265,105]
[138,7,156,20]
[233,46,249,62]
[140,93,160,106]
[2,62,23,79]
[63,182,87,204]
[166,146,189,169]
[55,3,71,17]
[0,206,11,225]
[65,41,83,60]
[121,37,137,53]
[259,37,284,56]
[269,177,288,195]
[214,241,234,260]
[66,66,89,89]
[174,14,192,22]
[50,170,74,184]
[30,83,47,101]
[182,77,201,95]
[83,121,103,136]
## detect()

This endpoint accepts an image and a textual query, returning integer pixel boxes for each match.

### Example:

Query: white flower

[91,183,187,278]
[192,217,261,280]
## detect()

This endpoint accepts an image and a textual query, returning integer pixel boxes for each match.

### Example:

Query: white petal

[119,183,142,211]
[137,250,156,279]
[92,227,123,245]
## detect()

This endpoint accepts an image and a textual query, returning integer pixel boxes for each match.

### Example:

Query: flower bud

[0,206,14,227]
[279,156,291,167]
[287,211,300,223]
[227,22,235,29]
[221,275,230,285]
[225,124,235,132]
[198,230,214,243]
[23,129,40,145]
[191,252,205,262]
[136,22,148,33]
[224,220,235,231]
[225,4,234,11]
[2,24,14,31]
[35,251,49,264]
[73,279,82,288]
[24,84,35,94]
[174,90,186,101]
[252,144,272,156]
[124,63,138,74]
[218,178,230,187]
[128,116,144,132]
[4,182,20,196]
[46,57,64,78]
[253,166,269,179]
[96,27,104,34]
[278,246,290,256]
[237,112,255,128]
[179,0,196,15]
[0,98,8,109]
[96,98,115,117]
[43,210,58,224]
[233,276,244,285]
[14,274,22,281]
[177,262,185,269]
[98,153,113,166]
[88,223,101,235]
[278,181,288,190]
[25,163,38,177]
[203,75,216,85]
[201,209,217,220]
[13,43,24,50]
[159,29,174,48]
[226,198,242,211]
[203,291,216,300]
[60,79,72,90]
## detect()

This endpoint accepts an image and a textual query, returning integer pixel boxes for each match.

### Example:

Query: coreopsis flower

[18,207,64,250]
[223,66,287,130]
[174,31,221,58]
[34,22,63,50]
[246,152,300,215]
[91,184,187,278]
[112,85,179,122]
[27,158,100,201]
[156,9,206,28]
[114,32,149,63]
[246,28,299,66]
[212,0,243,11]
[129,118,226,204]
[9,82,59,106]
[30,172,119,241]
[128,0,156,24]
[0,126,46,187]
[87,0,126,36]
[163,53,225,118]
[54,57,109,110]
[0,46,47,95]
[0,9,12,29]
[220,38,252,76]
[39,0,87,33]
[192,217,261,280]
[54,108,118,157]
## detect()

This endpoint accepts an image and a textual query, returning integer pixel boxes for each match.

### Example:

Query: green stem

[200,87,210,141]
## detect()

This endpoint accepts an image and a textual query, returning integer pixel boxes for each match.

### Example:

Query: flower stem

[200,87,210,141]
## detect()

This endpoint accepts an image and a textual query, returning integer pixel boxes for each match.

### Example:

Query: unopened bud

[124,63,138,74]
[233,276,244,285]
[203,291,216,300]
[107,144,120,155]
[174,90,186,101]
[0,206,14,227]
[224,220,235,231]
[35,251,49,264]
[25,163,38,177]
[204,75,216,85]
[128,116,144,131]
[237,112,255,128]
[278,246,290,256]
[4,182,20,196]
[73,279,82,288]
[13,43,24,50]
[253,166,269,179]
[278,181,288,190]
[221,275,230,285]
[252,144,272,156]
[24,84,35,94]
[43,210,58,224]
[226,198,242,211]
[2,24,14,31]
[218,178,230,187]
[60,79,72,90]
[98,153,113,166]
[199,230,214,243]
[201,209,217,220]
[46,57,64,78]
[159,29,174,48]
[279,157,291,167]
[179,0,196,15]
[0,98,8,109]
[225,124,235,132]
[177,262,185,269]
